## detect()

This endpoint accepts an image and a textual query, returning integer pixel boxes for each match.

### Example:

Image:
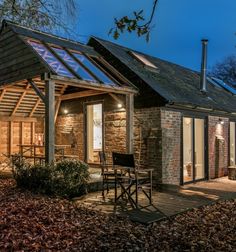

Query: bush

[54,160,90,198]
[12,157,90,198]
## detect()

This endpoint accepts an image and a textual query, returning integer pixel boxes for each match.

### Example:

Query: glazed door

[86,103,103,163]
[183,117,205,183]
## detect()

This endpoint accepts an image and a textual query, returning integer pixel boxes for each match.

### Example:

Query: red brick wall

[208,116,229,178]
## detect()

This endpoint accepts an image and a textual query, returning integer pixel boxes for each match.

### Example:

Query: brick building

[1,20,236,187]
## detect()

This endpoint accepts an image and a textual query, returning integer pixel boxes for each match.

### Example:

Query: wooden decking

[76,177,236,223]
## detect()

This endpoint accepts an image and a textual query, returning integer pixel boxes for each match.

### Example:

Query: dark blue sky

[69,0,236,71]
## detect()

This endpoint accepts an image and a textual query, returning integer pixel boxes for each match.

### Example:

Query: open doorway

[86,103,103,163]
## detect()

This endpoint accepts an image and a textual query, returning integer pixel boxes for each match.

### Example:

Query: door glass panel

[230,122,235,166]
[86,104,103,163]
[194,119,205,180]
[183,117,193,182]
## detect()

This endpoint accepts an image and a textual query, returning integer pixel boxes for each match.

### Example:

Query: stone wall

[208,116,229,178]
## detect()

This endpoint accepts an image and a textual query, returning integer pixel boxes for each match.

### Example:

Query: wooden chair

[99,151,116,197]
[112,152,153,208]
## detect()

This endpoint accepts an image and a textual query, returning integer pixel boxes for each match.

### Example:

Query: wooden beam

[61,90,106,101]
[21,122,24,145]
[0,89,6,102]
[31,122,35,145]
[45,79,55,163]
[109,93,124,105]
[51,75,138,95]
[29,98,41,117]
[0,86,61,96]
[28,79,45,103]
[9,121,13,156]
[126,94,134,154]
[11,84,30,116]
[0,116,37,122]
[54,98,61,123]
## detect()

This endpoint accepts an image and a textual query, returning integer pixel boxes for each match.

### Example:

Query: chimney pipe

[200,39,208,93]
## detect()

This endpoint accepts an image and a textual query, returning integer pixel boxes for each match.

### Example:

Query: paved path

[76,177,236,224]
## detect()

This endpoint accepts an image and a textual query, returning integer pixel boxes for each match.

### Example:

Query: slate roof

[90,37,236,113]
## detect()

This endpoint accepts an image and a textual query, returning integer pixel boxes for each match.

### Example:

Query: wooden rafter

[0,89,6,103]
[29,98,41,117]
[11,83,30,116]
[61,90,106,101]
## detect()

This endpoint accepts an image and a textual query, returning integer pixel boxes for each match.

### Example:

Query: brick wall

[161,109,182,185]
[134,107,162,184]
[208,116,229,178]
[55,114,84,158]
[55,109,127,162]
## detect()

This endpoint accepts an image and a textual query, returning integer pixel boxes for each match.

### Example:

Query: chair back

[99,151,106,165]
[112,152,135,168]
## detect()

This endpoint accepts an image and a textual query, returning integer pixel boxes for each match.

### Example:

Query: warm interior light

[64,109,68,114]
[117,103,122,108]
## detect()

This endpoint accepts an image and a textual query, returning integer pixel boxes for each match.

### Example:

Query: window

[52,47,96,81]
[230,122,236,166]
[27,39,115,85]
[130,51,158,69]
[27,40,74,78]
[72,53,114,85]
[86,103,103,163]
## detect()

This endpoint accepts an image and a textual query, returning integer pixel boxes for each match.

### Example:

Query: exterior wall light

[219,118,224,125]
[117,103,122,108]
[64,109,68,114]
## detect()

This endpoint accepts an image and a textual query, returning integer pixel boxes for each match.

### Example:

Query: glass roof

[27,39,114,85]
[28,41,74,78]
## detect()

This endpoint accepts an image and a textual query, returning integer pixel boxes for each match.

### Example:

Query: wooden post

[126,93,134,154]
[9,121,13,157]
[45,79,55,164]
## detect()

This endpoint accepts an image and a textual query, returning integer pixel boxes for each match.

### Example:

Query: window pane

[183,117,193,182]
[230,122,235,166]
[27,40,74,78]
[72,52,113,85]
[194,118,205,180]
[52,47,96,82]
[86,103,103,163]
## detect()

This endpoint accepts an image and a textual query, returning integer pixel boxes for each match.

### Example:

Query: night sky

[67,0,236,71]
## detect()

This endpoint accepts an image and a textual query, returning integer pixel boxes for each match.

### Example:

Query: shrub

[54,159,90,198]
[12,157,90,198]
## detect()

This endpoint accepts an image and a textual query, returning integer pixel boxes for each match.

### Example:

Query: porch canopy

[0,20,137,163]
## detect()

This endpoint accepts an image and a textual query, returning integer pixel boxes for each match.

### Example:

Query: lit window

[27,40,74,78]
[130,51,158,69]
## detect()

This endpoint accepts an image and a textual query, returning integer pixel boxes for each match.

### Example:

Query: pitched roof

[90,37,236,113]
[0,20,135,92]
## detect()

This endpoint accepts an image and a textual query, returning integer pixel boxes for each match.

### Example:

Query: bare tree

[0,0,159,41]
[0,0,78,34]
[210,55,236,86]
[109,0,159,41]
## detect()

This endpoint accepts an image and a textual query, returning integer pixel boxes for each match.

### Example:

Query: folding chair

[99,151,117,197]
[112,152,153,208]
